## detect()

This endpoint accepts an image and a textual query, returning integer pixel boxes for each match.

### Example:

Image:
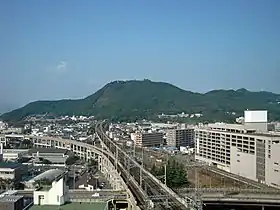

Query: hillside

[1,80,280,122]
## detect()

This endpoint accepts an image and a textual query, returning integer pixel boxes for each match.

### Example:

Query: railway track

[96,121,200,210]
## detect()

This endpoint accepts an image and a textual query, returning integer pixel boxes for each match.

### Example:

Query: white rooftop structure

[208,123,256,131]
[244,110,267,123]
[26,169,64,188]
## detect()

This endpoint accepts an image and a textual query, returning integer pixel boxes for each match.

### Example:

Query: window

[237,160,240,162]
[57,195,59,202]
[274,169,279,172]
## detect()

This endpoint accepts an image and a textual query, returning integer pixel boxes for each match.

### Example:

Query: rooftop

[208,123,256,130]
[0,162,22,169]
[29,148,68,155]
[0,195,23,203]
[29,202,107,210]
[27,169,65,183]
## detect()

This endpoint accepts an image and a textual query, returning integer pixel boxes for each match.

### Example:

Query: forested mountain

[1,80,280,122]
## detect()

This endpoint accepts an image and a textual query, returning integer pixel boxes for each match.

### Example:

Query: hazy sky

[0,0,279,110]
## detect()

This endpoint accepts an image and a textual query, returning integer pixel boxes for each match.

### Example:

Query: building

[0,195,24,210]
[29,148,72,167]
[135,132,164,147]
[166,128,194,148]
[0,162,26,181]
[33,175,69,206]
[25,169,65,188]
[195,110,280,188]
[2,149,29,161]
[1,134,25,147]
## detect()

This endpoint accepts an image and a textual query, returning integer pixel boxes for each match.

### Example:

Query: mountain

[1,80,280,122]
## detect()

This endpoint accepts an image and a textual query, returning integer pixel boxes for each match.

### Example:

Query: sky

[0,0,279,111]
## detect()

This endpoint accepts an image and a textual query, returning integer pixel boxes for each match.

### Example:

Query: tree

[3,80,280,122]
[150,158,189,189]
[33,180,40,189]
[39,178,52,186]
[42,158,52,165]
[14,182,25,190]
[88,158,98,166]
[66,155,79,165]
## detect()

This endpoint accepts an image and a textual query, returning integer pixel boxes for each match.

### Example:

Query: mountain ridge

[1,79,280,122]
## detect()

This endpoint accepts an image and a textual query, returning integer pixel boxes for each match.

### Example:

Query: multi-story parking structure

[195,111,280,188]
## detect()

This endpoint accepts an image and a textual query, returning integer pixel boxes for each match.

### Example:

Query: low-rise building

[0,195,24,210]
[29,148,72,167]
[2,149,29,161]
[0,162,26,181]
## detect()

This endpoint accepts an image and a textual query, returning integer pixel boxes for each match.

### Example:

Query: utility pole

[140,148,144,187]
[133,141,136,159]
[73,164,76,189]
[164,164,167,186]
[115,147,118,169]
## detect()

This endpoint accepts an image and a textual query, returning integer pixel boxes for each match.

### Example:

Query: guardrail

[207,167,273,189]
[177,188,280,194]
[200,193,280,204]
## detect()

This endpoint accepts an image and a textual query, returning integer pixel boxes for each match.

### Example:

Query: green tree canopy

[151,157,189,188]
[66,155,79,165]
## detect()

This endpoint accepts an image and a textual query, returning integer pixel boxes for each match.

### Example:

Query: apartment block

[195,110,280,188]
[166,128,194,148]
[135,132,164,147]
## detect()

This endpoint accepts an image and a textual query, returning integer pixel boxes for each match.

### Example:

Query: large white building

[195,110,280,188]
[33,175,69,206]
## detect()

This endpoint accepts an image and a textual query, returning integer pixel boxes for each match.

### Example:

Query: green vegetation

[65,155,79,165]
[38,157,52,165]
[151,158,189,188]
[0,178,14,190]
[88,158,98,166]
[1,80,280,122]
[33,178,53,188]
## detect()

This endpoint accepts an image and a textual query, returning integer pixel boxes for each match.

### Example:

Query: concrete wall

[266,142,280,188]
[230,146,257,181]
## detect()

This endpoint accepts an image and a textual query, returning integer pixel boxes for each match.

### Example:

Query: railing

[177,188,280,194]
